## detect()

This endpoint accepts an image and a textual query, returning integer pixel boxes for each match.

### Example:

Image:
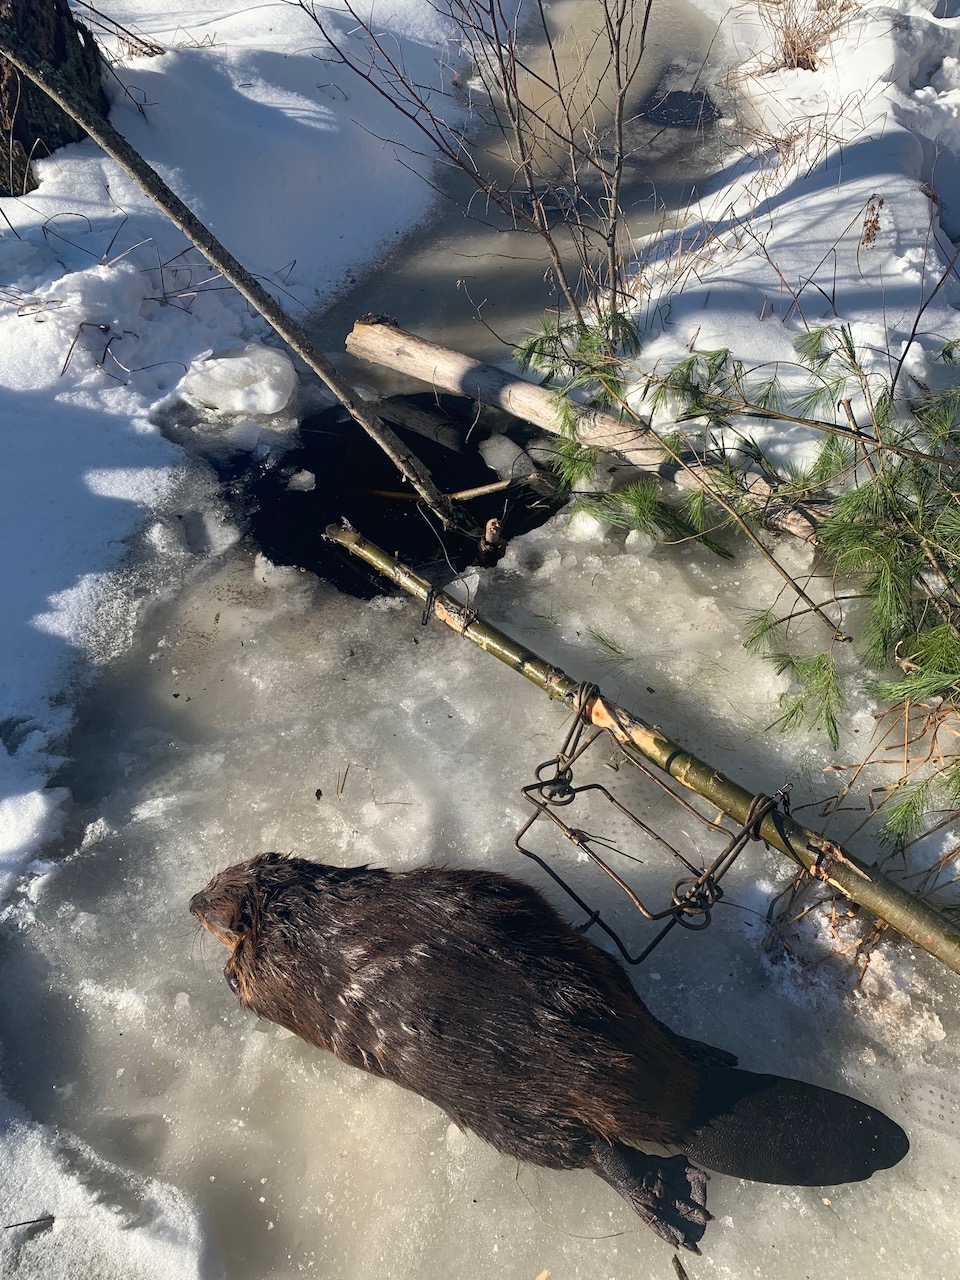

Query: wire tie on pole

[420,586,436,627]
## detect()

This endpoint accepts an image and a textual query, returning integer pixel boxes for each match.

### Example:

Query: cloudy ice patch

[177,344,299,415]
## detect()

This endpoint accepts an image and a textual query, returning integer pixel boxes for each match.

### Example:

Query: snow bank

[0,2,462,1272]
[631,0,960,472]
[0,0,461,899]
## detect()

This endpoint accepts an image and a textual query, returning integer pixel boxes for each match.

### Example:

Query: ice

[0,502,957,1278]
[177,344,299,415]
[479,433,537,480]
[564,510,610,542]
[2,0,960,1277]
[285,468,317,492]
[220,419,262,451]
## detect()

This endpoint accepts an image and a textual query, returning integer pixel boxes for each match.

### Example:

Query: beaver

[189,853,908,1253]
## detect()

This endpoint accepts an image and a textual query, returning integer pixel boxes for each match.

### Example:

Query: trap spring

[514,684,790,964]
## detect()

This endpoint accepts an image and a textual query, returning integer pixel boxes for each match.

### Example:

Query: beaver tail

[679,1065,909,1185]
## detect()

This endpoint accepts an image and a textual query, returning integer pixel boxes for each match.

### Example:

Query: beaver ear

[235,882,262,940]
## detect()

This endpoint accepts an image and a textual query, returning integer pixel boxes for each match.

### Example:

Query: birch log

[347,315,667,469]
[346,316,819,541]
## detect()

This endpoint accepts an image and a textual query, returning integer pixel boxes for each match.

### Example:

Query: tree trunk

[0,0,106,196]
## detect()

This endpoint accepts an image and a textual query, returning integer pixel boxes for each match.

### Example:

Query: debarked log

[345,317,818,542]
[347,314,667,469]
[325,521,960,978]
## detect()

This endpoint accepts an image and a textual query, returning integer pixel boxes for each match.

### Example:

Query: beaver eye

[224,963,240,994]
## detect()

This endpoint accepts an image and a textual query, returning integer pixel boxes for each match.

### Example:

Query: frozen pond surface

[2,2,960,1277]
[1,481,959,1278]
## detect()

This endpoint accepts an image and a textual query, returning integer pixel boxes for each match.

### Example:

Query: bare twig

[296,0,661,326]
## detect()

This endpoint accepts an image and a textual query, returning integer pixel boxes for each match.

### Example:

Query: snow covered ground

[1,1,959,1277]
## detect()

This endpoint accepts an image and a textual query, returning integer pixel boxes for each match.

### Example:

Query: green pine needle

[523,305,960,839]
[880,776,936,849]
[770,651,844,749]
[742,609,784,655]
[793,324,837,370]
[554,437,600,493]
[914,387,960,447]
[874,626,960,701]
[574,479,732,557]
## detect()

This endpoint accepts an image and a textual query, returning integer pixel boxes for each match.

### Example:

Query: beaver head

[189,852,292,1001]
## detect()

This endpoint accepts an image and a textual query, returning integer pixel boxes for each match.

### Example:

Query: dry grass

[757,0,857,73]
[72,1,165,58]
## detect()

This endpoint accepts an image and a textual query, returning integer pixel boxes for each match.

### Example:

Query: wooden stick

[370,474,551,502]
[0,22,477,536]
[325,521,960,977]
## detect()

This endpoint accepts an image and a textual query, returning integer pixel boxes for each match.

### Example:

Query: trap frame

[514,682,790,963]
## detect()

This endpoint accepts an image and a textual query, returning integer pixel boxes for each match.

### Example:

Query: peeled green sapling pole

[325,522,960,979]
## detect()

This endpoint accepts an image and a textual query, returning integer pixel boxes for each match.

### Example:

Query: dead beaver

[189,853,908,1252]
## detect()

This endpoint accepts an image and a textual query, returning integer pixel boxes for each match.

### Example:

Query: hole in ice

[213,393,564,596]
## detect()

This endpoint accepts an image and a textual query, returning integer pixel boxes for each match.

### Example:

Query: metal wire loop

[533,757,576,804]
[671,876,724,930]
[514,702,792,964]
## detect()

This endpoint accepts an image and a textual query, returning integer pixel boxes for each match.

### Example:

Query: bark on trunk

[0,0,106,196]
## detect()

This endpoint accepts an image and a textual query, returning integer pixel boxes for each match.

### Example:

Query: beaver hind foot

[590,1141,710,1253]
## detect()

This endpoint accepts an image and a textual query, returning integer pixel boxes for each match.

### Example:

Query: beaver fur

[189,853,908,1252]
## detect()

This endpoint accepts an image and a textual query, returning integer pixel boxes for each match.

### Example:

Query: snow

[1,1,959,1277]
[0,1091,209,1280]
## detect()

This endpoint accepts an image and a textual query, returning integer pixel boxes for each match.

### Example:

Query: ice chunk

[479,434,534,480]
[286,469,316,492]
[222,419,262,451]
[0,791,68,900]
[177,343,298,415]
[565,509,609,542]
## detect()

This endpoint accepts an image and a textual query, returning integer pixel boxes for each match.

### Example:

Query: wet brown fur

[190,852,702,1166]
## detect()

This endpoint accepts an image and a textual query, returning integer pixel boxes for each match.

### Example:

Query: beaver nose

[188,891,206,917]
